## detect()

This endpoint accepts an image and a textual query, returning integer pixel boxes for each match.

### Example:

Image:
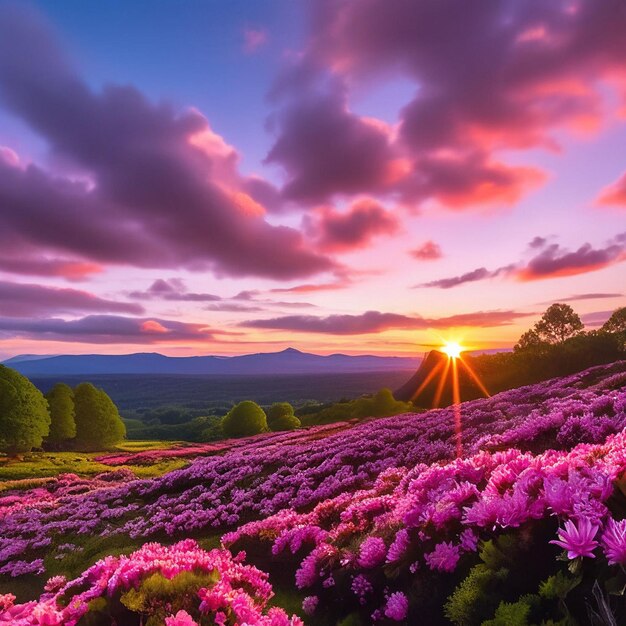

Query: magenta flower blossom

[550,518,599,559]
[425,541,460,572]
[385,592,409,621]
[302,595,318,615]
[358,537,387,569]
[602,518,626,565]
[165,610,198,626]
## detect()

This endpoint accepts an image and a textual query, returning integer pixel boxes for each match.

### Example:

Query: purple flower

[302,595,318,616]
[358,537,386,569]
[425,542,460,572]
[385,592,408,621]
[386,529,410,563]
[602,518,626,565]
[550,518,599,559]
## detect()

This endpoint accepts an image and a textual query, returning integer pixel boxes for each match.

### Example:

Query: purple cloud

[128,279,221,302]
[308,198,399,251]
[517,240,626,281]
[266,1,626,208]
[0,281,143,317]
[0,315,225,344]
[0,5,334,281]
[418,267,508,289]
[241,309,532,335]
[418,235,626,289]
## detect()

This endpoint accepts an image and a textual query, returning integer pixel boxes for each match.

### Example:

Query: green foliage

[539,571,581,602]
[119,570,218,624]
[481,598,535,626]
[267,402,295,424]
[0,365,50,454]
[221,400,268,437]
[533,303,584,345]
[445,564,509,626]
[300,388,412,426]
[45,383,76,446]
[269,413,301,431]
[602,307,626,335]
[73,383,126,451]
[267,402,300,430]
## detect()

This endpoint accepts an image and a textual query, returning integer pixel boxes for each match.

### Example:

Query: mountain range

[2,348,422,377]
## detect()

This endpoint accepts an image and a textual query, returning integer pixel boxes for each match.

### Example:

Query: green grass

[113,439,180,452]
[0,450,186,485]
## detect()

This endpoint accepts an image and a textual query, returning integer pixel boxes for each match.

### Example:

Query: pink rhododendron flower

[425,541,460,572]
[165,610,198,626]
[550,518,599,559]
[358,537,386,568]
[385,591,408,621]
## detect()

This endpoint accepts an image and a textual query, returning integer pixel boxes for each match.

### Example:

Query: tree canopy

[515,304,583,351]
[222,401,268,438]
[74,382,125,451]
[602,307,626,336]
[45,383,76,446]
[0,365,50,454]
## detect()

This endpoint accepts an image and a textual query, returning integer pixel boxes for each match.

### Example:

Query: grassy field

[0,441,185,485]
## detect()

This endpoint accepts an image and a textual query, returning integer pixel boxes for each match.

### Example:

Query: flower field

[2,361,626,624]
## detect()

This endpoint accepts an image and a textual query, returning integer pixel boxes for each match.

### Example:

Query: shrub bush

[221,401,268,438]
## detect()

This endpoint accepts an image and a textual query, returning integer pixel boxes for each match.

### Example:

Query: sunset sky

[0,0,625,359]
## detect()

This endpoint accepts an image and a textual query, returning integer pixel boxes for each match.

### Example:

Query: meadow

[1,360,626,624]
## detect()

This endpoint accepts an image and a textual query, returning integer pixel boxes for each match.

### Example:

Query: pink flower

[385,592,408,621]
[165,610,199,626]
[602,518,626,565]
[425,541,460,572]
[550,518,599,559]
[0,594,15,611]
[44,576,67,593]
[358,537,386,568]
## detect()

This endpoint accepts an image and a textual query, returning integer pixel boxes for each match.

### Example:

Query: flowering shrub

[225,419,626,621]
[0,361,625,623]
[0,540,302,625]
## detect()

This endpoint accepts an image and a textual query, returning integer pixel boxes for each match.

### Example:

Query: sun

[442,341,463,359]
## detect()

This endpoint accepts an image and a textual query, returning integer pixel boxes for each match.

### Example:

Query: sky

[0,0,625,359]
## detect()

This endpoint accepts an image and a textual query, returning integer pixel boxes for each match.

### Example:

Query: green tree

[45,383,76,448]
[74,382,125,450]
[514,328,546,353]
[222,401,268,438]
[0,365,50,455]
[533,303,583,344]
[602,307,626,346]
[267,402,300,431]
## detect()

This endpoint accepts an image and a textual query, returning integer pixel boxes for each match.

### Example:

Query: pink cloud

[0,280,143,317]
[243,27,268,54]
[269,280,350,294]
[0,256,103,280]
[596,171,626,207]
[410,241,442,261]
[308,198,399,251]
[0,6,334,281]
[241,309,532,335]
